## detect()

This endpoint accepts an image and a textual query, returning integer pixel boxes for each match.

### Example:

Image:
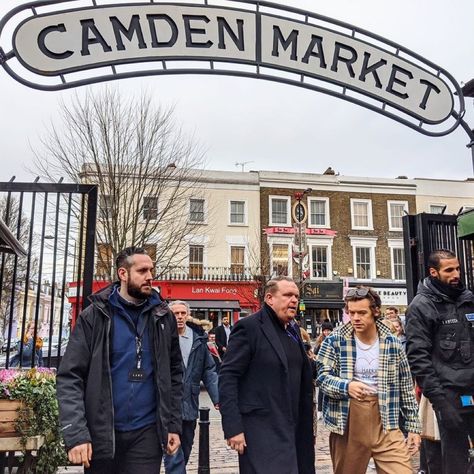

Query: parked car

[42,335,69,357]
[1,338,22,353]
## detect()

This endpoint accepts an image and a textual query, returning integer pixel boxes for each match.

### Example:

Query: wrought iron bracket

[0,47,7,65]
[0,47,13,65]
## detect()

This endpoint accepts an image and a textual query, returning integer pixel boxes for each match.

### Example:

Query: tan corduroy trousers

[329,396,412,474]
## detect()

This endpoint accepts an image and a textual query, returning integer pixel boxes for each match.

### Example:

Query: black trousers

[436,407,474,474]
[419,439,442,474]
[85,424,162,474]
[181,419,197,464]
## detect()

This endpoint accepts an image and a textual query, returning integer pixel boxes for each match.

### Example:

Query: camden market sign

[0,0,469,138]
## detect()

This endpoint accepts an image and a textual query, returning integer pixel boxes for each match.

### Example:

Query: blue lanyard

[286,324,300,345]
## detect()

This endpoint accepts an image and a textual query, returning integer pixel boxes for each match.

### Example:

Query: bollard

[198,407,211,474]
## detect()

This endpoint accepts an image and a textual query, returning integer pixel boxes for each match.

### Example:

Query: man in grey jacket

[164,300,219,473]
[57,247,183,473]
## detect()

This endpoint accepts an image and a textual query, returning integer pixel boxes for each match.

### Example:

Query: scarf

[429,276,465,301]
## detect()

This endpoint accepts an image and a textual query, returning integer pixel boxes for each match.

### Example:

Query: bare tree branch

[31,88,208,277]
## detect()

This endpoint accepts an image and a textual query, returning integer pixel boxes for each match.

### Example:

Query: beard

[127,281,152,300]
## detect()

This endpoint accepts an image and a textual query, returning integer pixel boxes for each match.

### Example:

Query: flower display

[0,368,66,472]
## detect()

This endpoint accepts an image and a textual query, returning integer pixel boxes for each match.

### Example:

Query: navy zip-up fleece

[109,286,158,431]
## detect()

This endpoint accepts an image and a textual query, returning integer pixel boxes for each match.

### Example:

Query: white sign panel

[260,16,452,123]
[14,6,257,72]
[376,287,408,307]
[0,0,461,134]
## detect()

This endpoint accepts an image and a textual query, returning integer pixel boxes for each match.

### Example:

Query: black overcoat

[219,305,315,474]
[215,324,229,357]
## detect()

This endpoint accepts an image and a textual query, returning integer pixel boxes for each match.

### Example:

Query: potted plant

[0,368,67,473]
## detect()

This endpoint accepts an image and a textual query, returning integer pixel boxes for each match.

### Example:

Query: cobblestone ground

[59,388,420,473]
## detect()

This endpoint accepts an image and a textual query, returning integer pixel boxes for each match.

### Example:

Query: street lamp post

[293,188,312,292]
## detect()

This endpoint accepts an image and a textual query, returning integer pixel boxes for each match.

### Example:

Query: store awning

[187,300,241,310]
[0,217,27,256]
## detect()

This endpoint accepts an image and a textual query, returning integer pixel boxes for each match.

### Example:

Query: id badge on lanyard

[465,313,474,328]
[129,335,146,382]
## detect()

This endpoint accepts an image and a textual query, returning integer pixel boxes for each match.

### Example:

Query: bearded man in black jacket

[57,247,183,473]
[406,249,474,474]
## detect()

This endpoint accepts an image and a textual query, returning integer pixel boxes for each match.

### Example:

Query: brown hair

[264,276,296,296]
[344,286,382,318]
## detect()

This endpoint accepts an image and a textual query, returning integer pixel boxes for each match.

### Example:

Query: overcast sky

[1,0,474,182]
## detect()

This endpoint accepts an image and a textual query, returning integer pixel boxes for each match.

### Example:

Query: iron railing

[0,179,97,369]
[403,213,474,303]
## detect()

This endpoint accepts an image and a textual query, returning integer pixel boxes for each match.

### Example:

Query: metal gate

[403,213,474,303]
[0,179,97,368]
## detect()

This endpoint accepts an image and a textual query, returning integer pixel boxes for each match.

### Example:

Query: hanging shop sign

[303,281,343,300]
[0,0,466,137]
[265,227,337,236]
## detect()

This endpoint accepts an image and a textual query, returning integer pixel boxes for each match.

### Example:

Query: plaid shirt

[316,320,421,435]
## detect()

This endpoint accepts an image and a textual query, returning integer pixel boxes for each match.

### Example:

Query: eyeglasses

[346,287,369,297]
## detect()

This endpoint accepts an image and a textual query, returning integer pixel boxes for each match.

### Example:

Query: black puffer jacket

[406,278,474,406]
[56,284,183,460]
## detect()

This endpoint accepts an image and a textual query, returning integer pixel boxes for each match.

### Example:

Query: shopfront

[158,280,259,327]
[301,280,344,337]
[69,279,259,327]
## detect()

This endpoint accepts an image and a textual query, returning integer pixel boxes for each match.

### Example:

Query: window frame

[142,196,159,221]
[387,200,408,231]
[100,194,113,220]
[350,236,377,280]
[189,198,207,224]
[308,236,334,280]
[307,197,330,229]
[229,200,248,226]
[350,198,373,230]
[229,245,246,276]
[310,245,329,279]
[268,237,292,277]
[96,242,113,278]
[269,195,291,227]
[429,203,446,214]
[189,244,205,278]
[388,239,406,281]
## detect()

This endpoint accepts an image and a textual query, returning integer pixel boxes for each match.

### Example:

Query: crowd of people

[55,246,473,474]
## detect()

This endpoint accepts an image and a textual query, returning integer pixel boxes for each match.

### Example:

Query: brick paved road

[59,388,419,473]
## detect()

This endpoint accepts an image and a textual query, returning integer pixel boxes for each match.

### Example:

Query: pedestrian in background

[219,276,315,474]
[406,249,474,474]
[384,306,399,321]
[206,331,222,371]
[317,286,421,474]
[10,321,43,367]
[215,314,231,359]
[57,246,183,472]
[315,320,333,420]
[392,317,406,350]
[164,300,219,473]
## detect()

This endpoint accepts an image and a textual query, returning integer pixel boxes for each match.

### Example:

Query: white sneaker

[368,459,376,470]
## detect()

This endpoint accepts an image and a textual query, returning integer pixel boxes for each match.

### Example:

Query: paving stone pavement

[58,389,420,473]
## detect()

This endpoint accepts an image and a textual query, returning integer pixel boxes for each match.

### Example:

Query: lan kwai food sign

[0,0,466,137]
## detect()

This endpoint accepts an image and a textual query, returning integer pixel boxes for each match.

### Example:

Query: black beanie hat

[321,321,334,331]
